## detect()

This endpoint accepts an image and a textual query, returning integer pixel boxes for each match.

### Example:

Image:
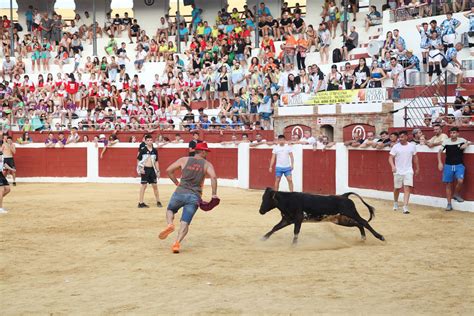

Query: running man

[437,127,471,211]
[159,142,218,253]
[389,130,419,214]
[269,135,294,192]
[137,134,162,208]
[2,136,16,186]
[0,150,14,214]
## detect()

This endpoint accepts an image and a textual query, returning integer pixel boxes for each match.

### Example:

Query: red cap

[195,142,211,152]
[199,197,220,211]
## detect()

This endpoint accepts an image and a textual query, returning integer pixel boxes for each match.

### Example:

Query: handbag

[441,57,449,68]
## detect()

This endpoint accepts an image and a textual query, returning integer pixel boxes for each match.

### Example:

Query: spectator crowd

[0,1,472,143]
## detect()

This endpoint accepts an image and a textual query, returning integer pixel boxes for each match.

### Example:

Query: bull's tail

[341,192,375,222]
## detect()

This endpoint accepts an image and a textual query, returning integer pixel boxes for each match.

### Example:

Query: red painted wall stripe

[249,149,275,190]
[15,148,87,177]
[98,147,237,179]
[348,150,474,200]
[303,149,336,195]
[205,148,238,179]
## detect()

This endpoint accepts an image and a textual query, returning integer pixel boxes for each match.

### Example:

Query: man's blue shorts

[275,166,292,177]
[167,192,200,224]
[442,164,465,183]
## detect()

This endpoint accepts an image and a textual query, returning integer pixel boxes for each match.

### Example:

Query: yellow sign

[280,88,387,106]
[305,90,360,105]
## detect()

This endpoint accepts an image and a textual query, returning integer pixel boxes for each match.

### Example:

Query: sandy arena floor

[0,183,473,315]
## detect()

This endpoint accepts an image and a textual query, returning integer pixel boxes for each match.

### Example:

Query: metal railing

[400,72,450,127]
[388,1,469,23]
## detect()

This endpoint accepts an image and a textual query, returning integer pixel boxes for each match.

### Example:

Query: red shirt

[199,39,206,51]
[2,19,11,29]
[66,82,79,94]
[23,80,35,92]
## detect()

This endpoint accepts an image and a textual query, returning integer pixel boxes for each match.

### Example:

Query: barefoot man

[0,150,15,214]
[159,142,218,253]
[2,136,16,186]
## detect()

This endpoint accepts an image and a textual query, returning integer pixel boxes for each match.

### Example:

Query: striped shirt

[419,29,430,48]
[408,55,420,71]
[394,36,406,49]
[440,18,460,36]
[428,26,441,36]
[445,47,457,63]
[428,37,442,50]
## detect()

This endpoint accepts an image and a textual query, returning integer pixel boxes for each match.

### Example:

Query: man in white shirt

[389,130,419,214]
[390,57,405,89]
[116,42,130,78]
[269,135,294,192]
[134,44,147,73]
[299,130,317,145]
[278,63,298,91]
[1,55,15,81]
[249,133,267,147]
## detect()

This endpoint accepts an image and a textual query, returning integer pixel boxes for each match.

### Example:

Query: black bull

[259,188,385,243]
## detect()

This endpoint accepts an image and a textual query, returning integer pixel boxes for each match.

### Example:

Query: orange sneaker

[172,241,180,253]
[158,224,175,240]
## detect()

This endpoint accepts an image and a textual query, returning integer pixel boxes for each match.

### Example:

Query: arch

[342,123,376,142]
[283,124,311,140]
[320,125,334,142]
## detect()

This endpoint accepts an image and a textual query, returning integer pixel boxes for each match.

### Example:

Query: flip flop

[158,224,175,240]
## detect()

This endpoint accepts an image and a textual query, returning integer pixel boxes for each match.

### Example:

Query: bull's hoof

[360,236,366,242]
[380,236,385,241]
[261,236,269,241]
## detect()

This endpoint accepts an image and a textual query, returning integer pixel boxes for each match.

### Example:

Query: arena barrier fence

[13,143,474,212]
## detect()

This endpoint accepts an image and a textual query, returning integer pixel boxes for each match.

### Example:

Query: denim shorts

[275,166,292,177]
[442,164,465,183]
[167,192,200,224]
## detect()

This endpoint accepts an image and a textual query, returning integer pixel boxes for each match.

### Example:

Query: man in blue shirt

[257,2,272,17]
[25,5,33,32]
[416,23,430,71]
[404,50,420,86]
[199,114,211,130]
[444,43,465,91]
[440,12,460,51]
[393,29,406,50]
[178,23,189,45]
[365,5,382,32]
[191,3,202,31]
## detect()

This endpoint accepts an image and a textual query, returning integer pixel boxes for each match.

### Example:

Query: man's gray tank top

[176,157,206,196]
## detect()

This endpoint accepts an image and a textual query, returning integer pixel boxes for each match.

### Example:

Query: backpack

[332,48,342,63]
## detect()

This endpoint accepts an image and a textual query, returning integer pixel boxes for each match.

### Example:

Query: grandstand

[0,0,472,202]
[1,1,474,314]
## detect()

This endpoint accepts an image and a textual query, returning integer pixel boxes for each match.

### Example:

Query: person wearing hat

[159,142,218,253]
